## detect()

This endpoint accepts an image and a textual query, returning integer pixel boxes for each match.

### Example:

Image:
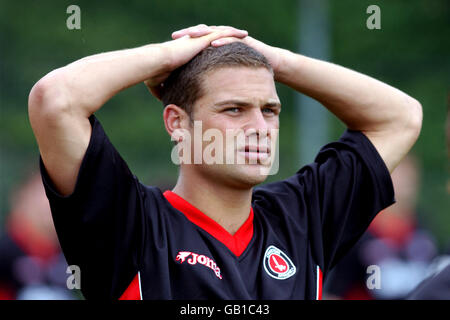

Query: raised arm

[172,27,423,173]
[273,49,423,173]
[28,25,248,196]
[235,37,421,173]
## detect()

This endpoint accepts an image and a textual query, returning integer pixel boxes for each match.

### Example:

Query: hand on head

[145,24,282,100]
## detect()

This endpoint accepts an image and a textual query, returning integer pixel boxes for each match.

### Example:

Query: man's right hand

[145,24,248,100]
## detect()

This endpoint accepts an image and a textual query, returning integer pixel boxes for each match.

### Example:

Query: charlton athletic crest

[263,245,296,280]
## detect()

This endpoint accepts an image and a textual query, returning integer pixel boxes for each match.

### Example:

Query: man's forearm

[273,49,422,172]
[35,44,168,118]
[276,50,420,133]
[27,43,171,196]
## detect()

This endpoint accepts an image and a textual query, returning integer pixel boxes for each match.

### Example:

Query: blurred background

[0,0,448,299]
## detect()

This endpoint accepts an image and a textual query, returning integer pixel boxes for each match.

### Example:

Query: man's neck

[172,171,253,235]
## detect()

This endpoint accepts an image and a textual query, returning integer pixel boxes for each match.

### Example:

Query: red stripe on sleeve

[119,273,141,300]
[317,266,323,300]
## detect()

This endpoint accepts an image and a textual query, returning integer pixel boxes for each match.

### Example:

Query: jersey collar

[163,190,254,257]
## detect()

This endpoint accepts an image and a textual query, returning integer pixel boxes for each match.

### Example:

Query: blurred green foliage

[0,1,448,247]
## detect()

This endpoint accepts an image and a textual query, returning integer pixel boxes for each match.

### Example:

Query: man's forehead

[202,66,274,84]
[199,67,279,104]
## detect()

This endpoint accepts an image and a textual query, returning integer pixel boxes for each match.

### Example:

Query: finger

[172,28,193,39]
[173,25,248,40]
[215,28,248,39]
[209,25,248,35]
[172,24,211,39]
[172,26,194,39]
[172,29,210,39]
[211,37,243,47]
[174,23,207,34]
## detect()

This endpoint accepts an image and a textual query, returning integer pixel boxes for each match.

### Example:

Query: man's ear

[163,104,190,141]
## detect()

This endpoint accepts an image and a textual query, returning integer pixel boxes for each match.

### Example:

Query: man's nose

[245,108,270,135]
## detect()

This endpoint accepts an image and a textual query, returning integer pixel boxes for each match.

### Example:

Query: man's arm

[172,28,422,173]
[240,36,422,173]
[273,50,423,173]
[28,25,248,196]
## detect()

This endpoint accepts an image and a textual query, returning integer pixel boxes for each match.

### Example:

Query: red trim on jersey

[163,190,254,257]
[119,273,141,300]
[316,266,323,300]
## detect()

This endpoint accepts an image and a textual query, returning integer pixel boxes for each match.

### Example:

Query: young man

[28,24,422,299]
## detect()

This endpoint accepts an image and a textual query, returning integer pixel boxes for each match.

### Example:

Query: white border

[138,271,143,300]
[316,265,321,300]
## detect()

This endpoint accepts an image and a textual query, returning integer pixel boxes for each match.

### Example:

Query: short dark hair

[160,42,273,119]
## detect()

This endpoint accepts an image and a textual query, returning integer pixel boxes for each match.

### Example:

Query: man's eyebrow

[213,99,281,108]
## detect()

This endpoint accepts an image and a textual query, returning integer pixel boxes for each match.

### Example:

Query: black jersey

[39,115,395,300]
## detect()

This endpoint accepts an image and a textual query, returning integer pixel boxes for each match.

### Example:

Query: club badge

[263,245,296,280]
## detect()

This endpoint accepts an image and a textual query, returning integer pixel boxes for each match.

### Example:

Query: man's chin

[226,164,270,188]
[195,163,270,189]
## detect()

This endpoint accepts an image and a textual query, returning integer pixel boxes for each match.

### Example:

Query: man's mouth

[238,145,271,162]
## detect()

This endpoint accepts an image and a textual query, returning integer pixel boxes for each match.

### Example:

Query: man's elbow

[28,70,71,125]
[406,97,423,144]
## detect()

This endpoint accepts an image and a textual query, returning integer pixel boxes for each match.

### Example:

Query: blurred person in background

[323,154,439,299]
[405,92,450,299]
[0,172,75,300]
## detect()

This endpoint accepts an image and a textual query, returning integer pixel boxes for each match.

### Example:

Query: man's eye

[225,107,240,113]
[262,108,275,114]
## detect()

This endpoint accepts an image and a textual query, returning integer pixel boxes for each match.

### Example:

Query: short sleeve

[253,129,395,274]
[39,115,145,300]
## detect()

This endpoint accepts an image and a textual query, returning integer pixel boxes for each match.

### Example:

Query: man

[28,24,422,299]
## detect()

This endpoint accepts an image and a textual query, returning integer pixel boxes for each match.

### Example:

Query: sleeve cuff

[39,114,104,202]
[340,129,396,208]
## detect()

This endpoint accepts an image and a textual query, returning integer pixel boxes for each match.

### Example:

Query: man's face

[183,66,281,189]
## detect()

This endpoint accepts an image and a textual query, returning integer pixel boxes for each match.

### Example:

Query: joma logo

[176,251,223,280]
